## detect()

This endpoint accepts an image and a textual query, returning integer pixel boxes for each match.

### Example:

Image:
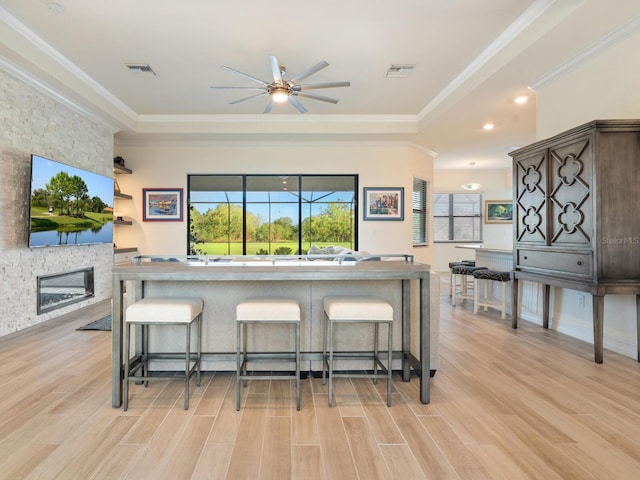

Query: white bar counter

[112,255,432,406]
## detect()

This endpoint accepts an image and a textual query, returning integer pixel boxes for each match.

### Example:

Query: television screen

[29,154,114,247]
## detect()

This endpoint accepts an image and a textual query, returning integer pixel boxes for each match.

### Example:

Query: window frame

[433,192,483,243]
[187,174,358,255]
[412,177,429,246]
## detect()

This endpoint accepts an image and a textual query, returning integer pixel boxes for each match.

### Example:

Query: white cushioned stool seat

[236,298,300,321]
[126,297,203,323]
[323,297,393,321]
[322,296,394,407]
[123,297,203,411]
[236,298,301,410]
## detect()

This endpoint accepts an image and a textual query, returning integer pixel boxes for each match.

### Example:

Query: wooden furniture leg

[593,294,604,364]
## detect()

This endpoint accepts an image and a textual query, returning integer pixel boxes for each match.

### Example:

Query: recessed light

[514,96,528,104]
[469,162,476,166]
[483,123,494,131]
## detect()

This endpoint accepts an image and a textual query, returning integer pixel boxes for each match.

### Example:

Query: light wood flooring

[1,281,640,479]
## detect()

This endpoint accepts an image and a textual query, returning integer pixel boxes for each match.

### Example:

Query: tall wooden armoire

[510,120,640,363]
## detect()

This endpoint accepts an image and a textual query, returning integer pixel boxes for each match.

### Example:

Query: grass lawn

[30,206,112,231]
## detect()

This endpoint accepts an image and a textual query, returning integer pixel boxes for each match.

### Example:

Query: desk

[112,257,431,406]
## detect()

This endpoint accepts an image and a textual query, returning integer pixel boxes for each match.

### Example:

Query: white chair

[236,298,301,411]
[322,296,394,407]
[123,297,203,411]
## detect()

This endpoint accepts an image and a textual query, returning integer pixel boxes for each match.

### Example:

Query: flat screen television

[29,154,114,247]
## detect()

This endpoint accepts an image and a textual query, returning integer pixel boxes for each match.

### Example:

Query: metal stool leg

[387,320,393,407]
[328,318,335,407]
[236,320,242,411]
[123,321,131,411]
[184,323,191,410]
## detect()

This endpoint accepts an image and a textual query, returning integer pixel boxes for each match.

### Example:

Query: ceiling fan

[211,55,350,113]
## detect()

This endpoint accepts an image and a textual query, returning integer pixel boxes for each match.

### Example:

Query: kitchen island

[112,255,432,406]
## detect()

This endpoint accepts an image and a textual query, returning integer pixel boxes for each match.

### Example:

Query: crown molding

[1,6,137,124]
[529,14,640,90]
[417,0,560,123]
[0,56,120,133]
[134,113,420,135]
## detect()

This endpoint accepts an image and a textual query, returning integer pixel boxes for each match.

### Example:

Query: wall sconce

[461,183,481,191]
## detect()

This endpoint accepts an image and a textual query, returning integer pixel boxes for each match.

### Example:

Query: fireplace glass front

[37,267,95,314]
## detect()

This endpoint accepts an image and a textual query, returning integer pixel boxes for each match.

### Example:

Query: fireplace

[37,267,95,314]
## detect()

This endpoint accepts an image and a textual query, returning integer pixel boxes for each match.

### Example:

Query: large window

[412,177,428,246]
[433,193,482,242]
[188,174,357,255]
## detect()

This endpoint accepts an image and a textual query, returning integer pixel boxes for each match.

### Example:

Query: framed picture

[363,187,404,221]
[143,188,183,221]
[484,200,513,224]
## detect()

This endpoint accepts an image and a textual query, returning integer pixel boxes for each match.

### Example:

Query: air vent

[125,63,157,76]
[386,64,415,78]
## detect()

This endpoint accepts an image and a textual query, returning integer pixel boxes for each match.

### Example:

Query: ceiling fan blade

[264,99,276,113]
[229,92,269,104]
[210,86,266,91]
[295,81,351,90]
[288,96,308,113]
[295,91,339,104]
[221,65,268,86]
[288,60,329,83]
[269,55,283,84]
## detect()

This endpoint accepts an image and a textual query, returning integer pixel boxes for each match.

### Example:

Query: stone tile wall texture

[0,68,114,337]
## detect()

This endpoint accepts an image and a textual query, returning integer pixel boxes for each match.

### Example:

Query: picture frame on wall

[484,200,513,224]
[363,187,404,221]
[143,188,183,221]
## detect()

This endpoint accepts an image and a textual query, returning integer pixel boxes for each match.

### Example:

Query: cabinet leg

[511,277,518,329]
[542,284,550,329]
[593,295,604,364]
[636,294,640,363]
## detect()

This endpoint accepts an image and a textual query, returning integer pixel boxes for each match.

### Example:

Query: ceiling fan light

[461,183,482,191]
[271,87,289,103]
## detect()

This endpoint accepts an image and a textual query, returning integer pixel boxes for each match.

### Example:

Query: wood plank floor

[1,280,640,479]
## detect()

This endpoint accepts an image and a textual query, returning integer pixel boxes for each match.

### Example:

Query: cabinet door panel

[548,135,593,247]
[514,150,547,244]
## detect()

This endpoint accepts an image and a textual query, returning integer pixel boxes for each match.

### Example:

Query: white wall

[536,28,640,138]
[525,29,640,359]
[114,141,434,265]
[431,168,512,272]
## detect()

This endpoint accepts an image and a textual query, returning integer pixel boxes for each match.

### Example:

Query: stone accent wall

[0,68,114,337]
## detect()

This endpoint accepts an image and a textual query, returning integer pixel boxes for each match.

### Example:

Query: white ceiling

[1,0,639,169]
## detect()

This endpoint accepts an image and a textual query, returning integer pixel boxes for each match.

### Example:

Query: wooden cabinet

[510,120,640,363]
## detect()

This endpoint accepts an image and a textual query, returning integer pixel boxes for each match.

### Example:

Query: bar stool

[236,298,301,411]
[448,260,475,297]
[123,297,203,411]
[472,269,512,319]
[322,296,394,407]
[451,264,488,306]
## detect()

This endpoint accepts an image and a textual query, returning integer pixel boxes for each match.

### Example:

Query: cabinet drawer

[517,249,592,276]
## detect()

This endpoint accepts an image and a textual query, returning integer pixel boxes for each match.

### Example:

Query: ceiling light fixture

[461,183,482,191]
[514,96,528,104]
[483,123,495,131]
[269,86,290,103]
